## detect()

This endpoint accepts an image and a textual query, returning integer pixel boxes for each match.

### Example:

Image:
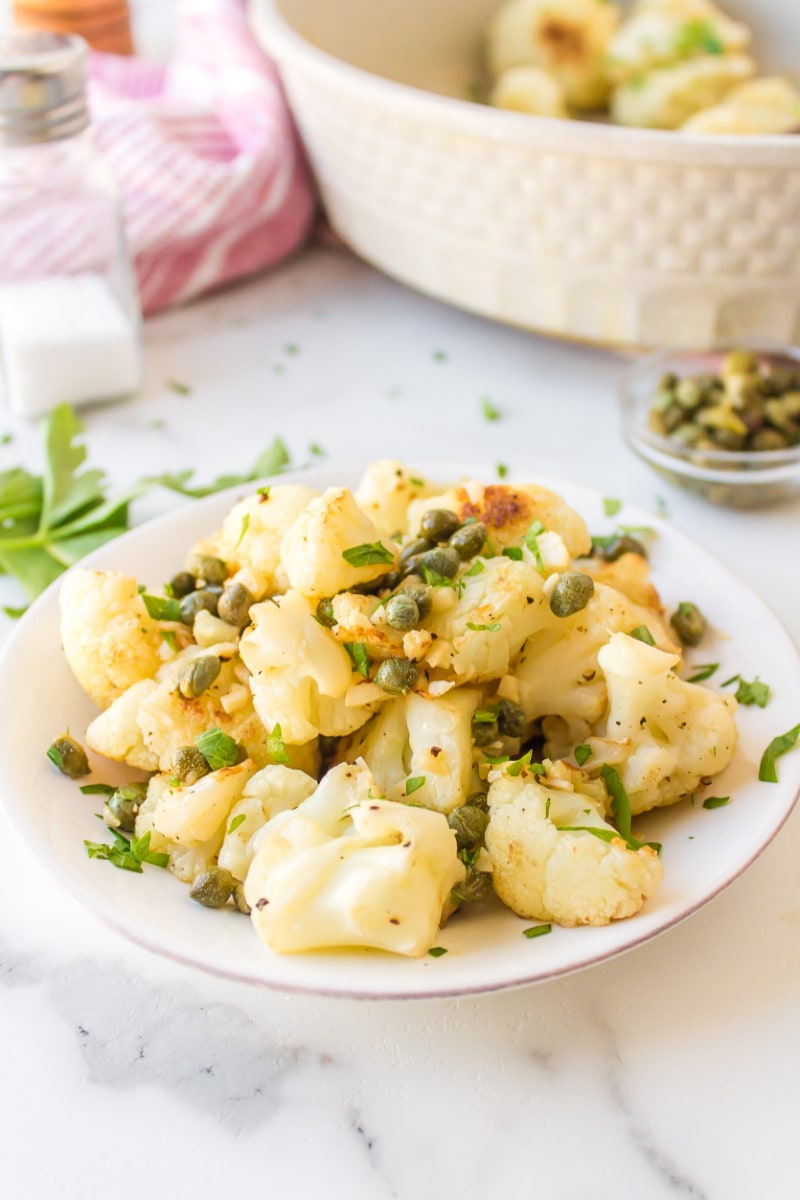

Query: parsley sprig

[85,828,169,873]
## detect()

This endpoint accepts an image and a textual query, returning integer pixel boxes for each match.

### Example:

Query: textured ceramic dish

[621,343,800,507]
[251,0,800,350]
[0,462,798,999]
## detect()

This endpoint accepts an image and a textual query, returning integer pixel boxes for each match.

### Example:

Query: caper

[418,546,461,579]
[46,734,89,779]
[750,428,789,451]
[779,392,800,421]
[675,378,703,411]
[380,570,402,591]
[471,712,499,747]
[232,882,251,915]
[399,537,432,566]
[419,508,461,543]
[186,553,228,586]
[385,593,419,631]
[448,804,489,850]
[189,866,236,908]
[497,698,526,738]
[722,349,758,378]
[171,745,211,785]
[592,534,647,562]
[670,601,706,647]
[179,588,218,624]
[316,597,336,627]
[549,572,595,618]
[103,782,147,833]
[451,868,492,905]
[168,571,196,598]
[374,657,419,695]
[765,398,798,435]
[217,582,254,628]
[710,428,746,451]
[449,521,487,560]
[178,655,221,699]
[401,582,432,618]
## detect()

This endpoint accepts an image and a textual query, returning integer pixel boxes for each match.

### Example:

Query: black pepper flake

[430,746,442,757]
[389,917,400,925]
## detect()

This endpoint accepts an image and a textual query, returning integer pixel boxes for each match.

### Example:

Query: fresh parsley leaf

[759,723,800,783]
[141,594,182,622]
[46,743,64,770]
[600,763,632,842]
[284,343,300,356]
[473,707,500,724]
[228,813,247,834]
[2,604,27,619]
[466,621,501,632]
[0,432,12,445]
[432,349,447,362]
[268,723,291,765]
[496,463,508,479]
[409,476,425,487]
[166,379,191,395]
[628,625,655,646]
[603,497,622,517]
[574,744,592,767]
[79,782,115,795]
[481,397,501,422]
[258,485,271,499]
[149,437,290,499]
[344,641,370,678]
[195,728,239,770]
[502,546,523,561]
[308,442,325,457]
[85,839,142,872]
[131,829,170,868]
[559,825,662,855]
[687,663,719,683]
[524,520,545,572]
[733,677,770,708]
[160,629,178,652]
[405,776,425,796]
[523,924,552,939]
[703,796,730,810]
[463,559,485,577]
[483,753,510,765]
[428,946,448,957]
[506,750,534,777]
[342,542,394,568]
[236,512,250,547]
[421,564,463,595]
[676,17,724,56]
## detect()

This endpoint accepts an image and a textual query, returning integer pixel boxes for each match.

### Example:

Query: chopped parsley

[344,641,370,678]
[759,723,800,783]
[85,828,169,872]
[523,924,552,939]
[628,625,655,646]
[141,594,182,622]
[686,662,719,683]
[166,379,191,395]
[195,728,239,770]
[268,723,291,765]
[342,541,394,568]
[506,750,533,777]
[703,796,730,810]
[603,497,622,517]
[405,776,426,796]
[160,629,178,652]
[466,621,501,632]
[409,476,425,487]
[428,946,448,957]
[600,763,632,842]
[676,17,724,56]
[574,744,592,767]
[481,397,501,422]
[473,707,500,724]
[236,512,250,547]
[421,563,464,595]
[79,782,115,795]
[496,463,508,479]
[463,559,485,577]
[559,825,662,855]
[308,442,325,457]
[2,605,27,619]
[502,546,523,562]
[722,674,771,708]
[432,349,447,362]
[524,520,545,572]
[228,813,247,834]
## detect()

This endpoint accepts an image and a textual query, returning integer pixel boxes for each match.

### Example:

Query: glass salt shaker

[0,32,141,419]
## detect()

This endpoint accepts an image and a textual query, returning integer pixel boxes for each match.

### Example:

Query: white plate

[1,462,798,999]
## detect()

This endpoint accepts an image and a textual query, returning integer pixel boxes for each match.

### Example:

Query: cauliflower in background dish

[587,632,737,813]
[280,487,398,599]
[353,460,443,538]
[216,484,319,598]
[611,52,754,129]
[243,761,465,956]
[487,0,621,110]
[682,76,800,134]
[606,0,750,82]
[60,569,163,708]
[407,482,591,559]
[217,764,318,881]
[240,589,381,745]
[489,66,569,116]
[485,769,663,925]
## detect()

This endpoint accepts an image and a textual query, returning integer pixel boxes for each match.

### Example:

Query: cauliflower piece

[243,762,465,957]
[611,53,754,129]
[85,679,159,770]
[353,460,443,539]
[487,0,620,110]
[406,482,591,558]
[240,590,380,745]
[348,690,480,813]
[580,552,664,612]
[489,66,569,117]
[423,556,550,682]
[135,776,222,883]
[280,487,398,599]
[192,609,241,648]
[516,582,678,733]
[589,632,737,813]
[486,770,663,925]
[150,759,257,846]
[330,592,406,660]
[606,0,751,83]
[682,76,800,134]
[216,484,318,598]
[60,569,163,708]
[217,764,318,881]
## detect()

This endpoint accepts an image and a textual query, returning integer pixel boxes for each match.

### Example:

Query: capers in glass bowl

[621,343,800,508]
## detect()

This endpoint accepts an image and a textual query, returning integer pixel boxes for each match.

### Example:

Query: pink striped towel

[88,0,315,313]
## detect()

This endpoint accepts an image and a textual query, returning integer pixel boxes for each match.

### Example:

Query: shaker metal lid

[0,32,89,144]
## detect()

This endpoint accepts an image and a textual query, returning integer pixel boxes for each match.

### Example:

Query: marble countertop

[1,247,799,1200]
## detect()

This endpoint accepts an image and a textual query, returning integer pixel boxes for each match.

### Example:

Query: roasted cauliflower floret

[611,52,754,129]
[216,484,318,598]
[85,679,159,771]
[330,591,406,660]
[217,764,318,881]
[243,762,465,957]
[280,487,398,599]
[606,0,750,83]
[487,0,620,111]
[353,460,442,539]
[150,759,257,846]
[489,66,569,116]
[406,482,591,559]
[580,552,664,612]
[60,569,163,709]
[682,76,800,134]
[486,769,663,925]
[587,632,737,813]
[240,590,380,745]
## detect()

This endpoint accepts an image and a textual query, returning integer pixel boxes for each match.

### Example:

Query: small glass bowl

[620,343,800,509]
